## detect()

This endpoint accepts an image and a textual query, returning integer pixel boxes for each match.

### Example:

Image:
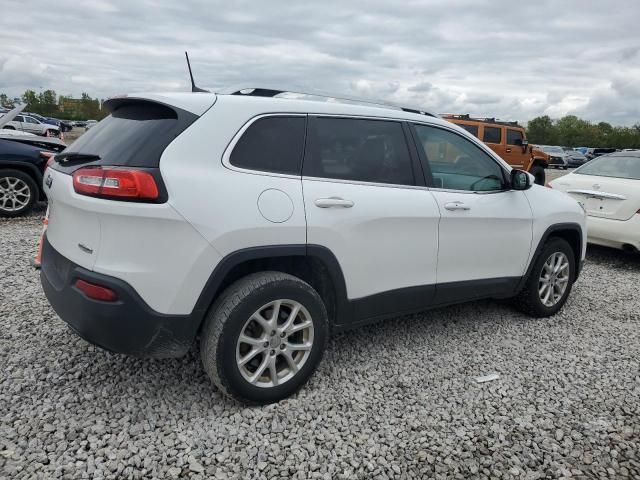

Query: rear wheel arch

[192,245,349,333]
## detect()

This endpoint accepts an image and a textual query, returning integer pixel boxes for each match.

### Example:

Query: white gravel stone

[1,205,639,479]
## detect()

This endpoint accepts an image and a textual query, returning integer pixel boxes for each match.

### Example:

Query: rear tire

[0,169,38,217]
[530,165,545,185]
[513,237,575,317]
[200,271,329,404]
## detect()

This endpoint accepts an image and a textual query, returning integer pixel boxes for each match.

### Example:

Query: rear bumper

[40,235,200,357]
[587,214,640,251]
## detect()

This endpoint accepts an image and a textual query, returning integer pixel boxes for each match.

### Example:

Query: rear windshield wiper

[54,152,101,164]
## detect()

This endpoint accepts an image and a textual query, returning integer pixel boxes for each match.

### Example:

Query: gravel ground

[1,204,639,480]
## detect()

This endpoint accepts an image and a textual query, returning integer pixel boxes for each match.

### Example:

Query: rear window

[575,155,640,180]
[482,127,502,144]
[230,116,305,175]
[60,102,197,168]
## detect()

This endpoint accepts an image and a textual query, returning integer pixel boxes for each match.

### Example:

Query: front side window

[26,117,39,124]
[506,129,524,145]
[230,116,305,175]
[413,124,506,192]
[483,126,502,144]
[304,117,414,186]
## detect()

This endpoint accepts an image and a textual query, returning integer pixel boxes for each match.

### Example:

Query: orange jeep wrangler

[442,114,548,185]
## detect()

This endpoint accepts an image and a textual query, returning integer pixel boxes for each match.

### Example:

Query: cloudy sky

[2,0,639,125]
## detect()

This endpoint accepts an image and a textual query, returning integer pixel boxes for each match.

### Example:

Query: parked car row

[0,106,62,138]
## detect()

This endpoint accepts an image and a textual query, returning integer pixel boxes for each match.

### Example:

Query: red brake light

[75,279,118,302]
[72,167,159,201]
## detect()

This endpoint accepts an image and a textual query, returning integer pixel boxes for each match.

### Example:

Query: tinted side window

[413,124,505,192]
[459,124,479,138]
[506,129,524,145]
[14,115,24,122]
[304,117,414,186]
[231,116,305,175]
[483,126,502,144]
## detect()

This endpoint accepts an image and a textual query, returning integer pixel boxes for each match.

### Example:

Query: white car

[39,88,586,403]
[2,113,61,137]
[550,151,640,252]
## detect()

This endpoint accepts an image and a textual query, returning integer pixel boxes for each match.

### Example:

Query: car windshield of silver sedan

[575,155,640,180]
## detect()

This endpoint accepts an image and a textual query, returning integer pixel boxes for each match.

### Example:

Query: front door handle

[506,148,512,153]
[315,197,354,208]
[444,201,470,211]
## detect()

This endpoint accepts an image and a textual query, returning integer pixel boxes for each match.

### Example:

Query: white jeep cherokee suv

[40,88,586,404]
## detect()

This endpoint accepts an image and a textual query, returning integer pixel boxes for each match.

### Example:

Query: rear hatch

[557,174,639,220]
[43,97,205,270]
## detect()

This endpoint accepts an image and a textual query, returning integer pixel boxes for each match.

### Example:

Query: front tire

[0,169,38,217]
[513,237,575,317]
[200,272,329,404]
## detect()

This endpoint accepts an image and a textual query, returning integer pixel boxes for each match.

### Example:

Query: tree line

[0,90,109,121]
[526,115,640,149]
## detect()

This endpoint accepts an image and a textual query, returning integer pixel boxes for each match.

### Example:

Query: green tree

[526,116,556,145]
[38,90,58,117]
[22,89,40,111]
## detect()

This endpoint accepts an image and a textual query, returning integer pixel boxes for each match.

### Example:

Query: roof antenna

[185,51,209,93]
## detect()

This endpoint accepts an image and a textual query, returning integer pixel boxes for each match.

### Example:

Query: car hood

[0,104,27,127]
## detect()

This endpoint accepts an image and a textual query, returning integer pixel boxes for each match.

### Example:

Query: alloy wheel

[236,299,314,388]
[0,177,31,212]
[538,252,570,307]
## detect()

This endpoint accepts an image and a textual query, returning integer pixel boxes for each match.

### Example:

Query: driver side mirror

[510,169,531,190]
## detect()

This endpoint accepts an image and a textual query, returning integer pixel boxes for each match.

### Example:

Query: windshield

[575,155,640,180]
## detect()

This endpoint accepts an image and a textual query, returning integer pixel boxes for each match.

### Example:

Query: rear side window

[483,126,502,144]
[60,102,197,168]
[230,116,305,175]
[459,124,479,138]
[304,117,414,186]
[506,129,524,145]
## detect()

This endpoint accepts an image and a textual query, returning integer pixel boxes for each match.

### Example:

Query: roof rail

[441,113,521,127]
[216,85,437,118]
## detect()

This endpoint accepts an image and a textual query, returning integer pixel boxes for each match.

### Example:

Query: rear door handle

[315,197,354,208]
[444,201,470,211]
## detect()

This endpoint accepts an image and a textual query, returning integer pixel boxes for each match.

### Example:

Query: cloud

[0,0,639,125]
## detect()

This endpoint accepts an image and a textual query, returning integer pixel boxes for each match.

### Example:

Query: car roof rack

[441,113,521,127]
[216,85,437,118]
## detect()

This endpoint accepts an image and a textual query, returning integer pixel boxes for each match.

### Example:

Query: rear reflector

[72,167,159,201]
[75,279,118,302]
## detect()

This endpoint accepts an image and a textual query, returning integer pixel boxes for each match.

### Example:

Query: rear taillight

[72,167,159,201]
[75,279,118,302]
